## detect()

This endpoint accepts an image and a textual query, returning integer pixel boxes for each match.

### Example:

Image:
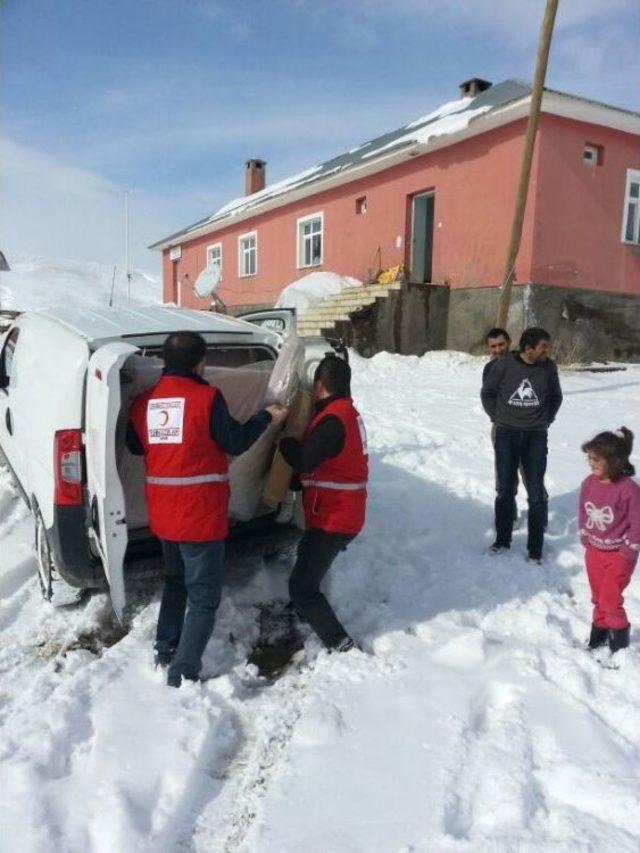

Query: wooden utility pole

[495,0,560,328]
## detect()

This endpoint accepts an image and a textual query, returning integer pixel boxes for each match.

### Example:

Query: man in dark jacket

[127,331,287,687]
[481,327,563,561]
[280,355,368,653]
[483,327,512,382]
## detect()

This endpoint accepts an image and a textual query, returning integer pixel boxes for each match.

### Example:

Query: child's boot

[588,624,608,650]
[608,625,630,654]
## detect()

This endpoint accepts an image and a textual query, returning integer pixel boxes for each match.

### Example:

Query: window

[583,143,603,166]
[204,346,275,367]
[0,328,20,389]
[297,213,323,268]
[356,196,367,215]
[206,243,222,280]
[238,232,257,277]
[622,169,640,245]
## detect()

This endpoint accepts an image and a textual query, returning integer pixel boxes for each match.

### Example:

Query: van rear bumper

[49,506,103,588]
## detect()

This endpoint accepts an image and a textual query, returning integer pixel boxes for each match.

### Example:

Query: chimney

[245,158,266,196]
[459,78,492,99]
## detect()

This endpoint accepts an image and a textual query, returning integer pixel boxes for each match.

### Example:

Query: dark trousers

[156,539,224,680]
[289,528,354,649]
[491,423,518,523]
[494,427,548,558]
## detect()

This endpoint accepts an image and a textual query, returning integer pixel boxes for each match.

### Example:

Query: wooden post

[496,0,560,329]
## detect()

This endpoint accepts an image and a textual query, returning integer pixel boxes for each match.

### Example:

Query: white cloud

[0,139,212,270]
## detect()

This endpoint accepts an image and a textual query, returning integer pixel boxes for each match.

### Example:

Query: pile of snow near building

[275,271,361,315]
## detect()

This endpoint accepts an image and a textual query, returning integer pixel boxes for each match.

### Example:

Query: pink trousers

[585,546,635,630]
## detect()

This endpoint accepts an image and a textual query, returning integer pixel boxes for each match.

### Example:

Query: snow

[274,270,361,316]
[405,96,473,129]
[0,253,161,313]
[1,350,640,852]
[205,166,323,225]
[182,97,488,238]
[362,102,492,160]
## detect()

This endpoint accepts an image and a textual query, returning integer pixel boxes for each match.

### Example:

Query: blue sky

[3,0,638,273]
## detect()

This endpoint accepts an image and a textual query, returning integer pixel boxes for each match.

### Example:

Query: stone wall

[327,282,640,363]
[447,284,640,362]
[333,282,450,358]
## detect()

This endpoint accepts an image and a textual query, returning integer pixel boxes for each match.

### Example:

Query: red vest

[129,375,229,542]
[301,397,368,535]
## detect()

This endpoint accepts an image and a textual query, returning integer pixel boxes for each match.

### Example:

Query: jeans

[156,539,224,681]
[289,528,354,648]
[491,423,518,523]
[494,427,548,558]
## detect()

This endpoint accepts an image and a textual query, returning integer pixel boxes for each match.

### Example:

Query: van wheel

[35,513,84,607]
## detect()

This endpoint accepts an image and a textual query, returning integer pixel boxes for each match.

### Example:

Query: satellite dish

[193,265,221,298]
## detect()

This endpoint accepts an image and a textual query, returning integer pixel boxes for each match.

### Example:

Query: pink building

[151,79,640,359]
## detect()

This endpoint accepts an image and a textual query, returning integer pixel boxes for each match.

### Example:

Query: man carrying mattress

[280,355,369,653]
[127,331,287,687]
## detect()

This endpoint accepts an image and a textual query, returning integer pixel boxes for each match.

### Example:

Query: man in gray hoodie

[481,327,563,561]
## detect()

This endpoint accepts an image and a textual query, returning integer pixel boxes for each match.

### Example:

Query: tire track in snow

[441,681,547,843]
[193,663,316,852]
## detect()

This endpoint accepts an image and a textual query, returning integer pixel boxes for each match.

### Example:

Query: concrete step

[296,280,405,335]
[299,308,357,321]
[301,295,381,317]
[332,282,402,298]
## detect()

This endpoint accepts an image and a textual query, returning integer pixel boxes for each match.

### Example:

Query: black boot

[587,624,608,650]
[608,626,630,654]
[154,650,174,668]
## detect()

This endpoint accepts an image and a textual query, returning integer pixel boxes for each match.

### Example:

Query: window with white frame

[206,242,222,279]
[238,232,257,277]
[297,213,323,268]
[622,169,640,245]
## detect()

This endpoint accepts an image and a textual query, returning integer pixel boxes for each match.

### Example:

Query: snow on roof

[150,80,532,250]
[213,165,323,220]
[150,78,640,250]
[360,101,491,161]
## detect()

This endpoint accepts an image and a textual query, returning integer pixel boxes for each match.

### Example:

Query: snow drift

[0,253,161,313]
[274,270,361,316]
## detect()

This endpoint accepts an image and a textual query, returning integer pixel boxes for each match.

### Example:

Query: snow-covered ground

[1,351,639,852]
[0,253,161,312]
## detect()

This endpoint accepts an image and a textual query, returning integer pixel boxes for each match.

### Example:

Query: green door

[410,193,434,283]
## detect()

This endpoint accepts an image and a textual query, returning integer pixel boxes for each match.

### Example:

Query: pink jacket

[579,474,640,563]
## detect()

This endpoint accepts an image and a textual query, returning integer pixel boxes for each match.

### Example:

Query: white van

[0,304,340,618]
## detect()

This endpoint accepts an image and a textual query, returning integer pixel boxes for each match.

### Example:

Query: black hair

[582,426,635,480]
[163,331,207,371]
[313,355,351,396]
[519,327,550,352]
[485,327,510,344]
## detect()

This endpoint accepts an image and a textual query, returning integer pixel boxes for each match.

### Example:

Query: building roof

[150,79,640,251]
[31,304,271,343]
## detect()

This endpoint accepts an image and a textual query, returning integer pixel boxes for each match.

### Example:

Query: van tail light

[54,429,83,506]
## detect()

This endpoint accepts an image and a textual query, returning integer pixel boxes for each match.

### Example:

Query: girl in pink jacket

[580,427,640,654]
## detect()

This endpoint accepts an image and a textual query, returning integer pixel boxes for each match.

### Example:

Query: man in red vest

[280,355,368,652]
[128,331,287,687]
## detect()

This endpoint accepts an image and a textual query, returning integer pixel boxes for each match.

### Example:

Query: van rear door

[85,342,139,619]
